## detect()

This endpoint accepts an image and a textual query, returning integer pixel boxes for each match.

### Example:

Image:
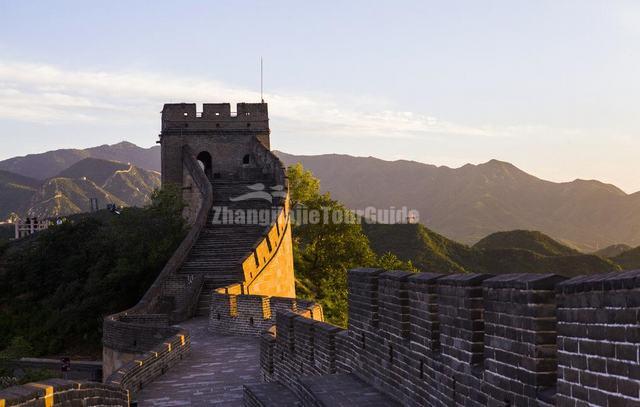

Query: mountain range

[0,141,160,180]
[0,157,159,219]
[275,152,640,252]
[2,142,640,254]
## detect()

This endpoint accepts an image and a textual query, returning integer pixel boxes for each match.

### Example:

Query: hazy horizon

[4,140,637,196]
[1,1,639,192]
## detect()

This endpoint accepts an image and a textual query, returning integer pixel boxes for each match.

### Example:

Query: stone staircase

[179,178,278,317]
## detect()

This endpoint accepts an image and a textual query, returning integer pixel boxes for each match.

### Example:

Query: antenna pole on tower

[260,57,264,103]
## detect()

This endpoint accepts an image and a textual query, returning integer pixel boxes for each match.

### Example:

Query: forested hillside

[0,187,185,358]
[364,224,619,276]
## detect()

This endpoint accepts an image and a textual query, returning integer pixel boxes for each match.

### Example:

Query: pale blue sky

[1,1,639,191]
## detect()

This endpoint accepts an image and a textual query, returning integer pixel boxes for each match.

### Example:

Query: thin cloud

[0,61,543,139]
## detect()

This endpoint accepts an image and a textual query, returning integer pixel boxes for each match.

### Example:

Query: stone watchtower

[159,102,271,185]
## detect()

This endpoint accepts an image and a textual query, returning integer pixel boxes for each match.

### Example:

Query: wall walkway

[135,318,261,406]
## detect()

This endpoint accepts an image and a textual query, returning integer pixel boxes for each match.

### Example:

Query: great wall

[1,102,639,406]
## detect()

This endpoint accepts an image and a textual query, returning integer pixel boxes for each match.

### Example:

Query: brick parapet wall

[261,268,640,406]
[102,316,180,354]
[271,311,342,393]
[556,270,640,406]
[0,379,128,406]
[408,272,443,355]
[104,330,190,395]
[209,290,322,337]
[483,273,566,406]
[0,359,102,382]
[238,140,296,299]
[334,329,351,374]
[260,327,277,382]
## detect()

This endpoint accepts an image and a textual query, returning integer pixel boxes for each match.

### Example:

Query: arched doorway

[197,151,213,180]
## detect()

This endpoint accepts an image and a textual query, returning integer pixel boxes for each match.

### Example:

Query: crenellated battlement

[161,102,269,132]
[0,380,128,406]
[258,269,640,406]
[209,287,323,338]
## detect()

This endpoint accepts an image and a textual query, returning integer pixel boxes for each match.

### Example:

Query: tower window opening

[243,154,251,165]
[196,151,213,180]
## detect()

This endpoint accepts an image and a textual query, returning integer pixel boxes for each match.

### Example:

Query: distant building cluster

[13,217,50,239]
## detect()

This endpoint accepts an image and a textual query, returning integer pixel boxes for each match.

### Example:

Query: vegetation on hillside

[0,186,186,358]
[473,230,578,256]
[363,223,473,273]
[364,224,620,276]
[612,246,640,271]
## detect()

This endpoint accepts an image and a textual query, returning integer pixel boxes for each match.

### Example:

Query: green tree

[288,163,417,327]
[375,252,419,272]
[287,163,321,207]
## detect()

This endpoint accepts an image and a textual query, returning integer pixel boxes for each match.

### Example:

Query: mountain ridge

[0,157,160,219]
[275,151,640,251]
[0,141,160,180]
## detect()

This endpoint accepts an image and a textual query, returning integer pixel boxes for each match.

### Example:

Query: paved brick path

[136,318,261,406]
